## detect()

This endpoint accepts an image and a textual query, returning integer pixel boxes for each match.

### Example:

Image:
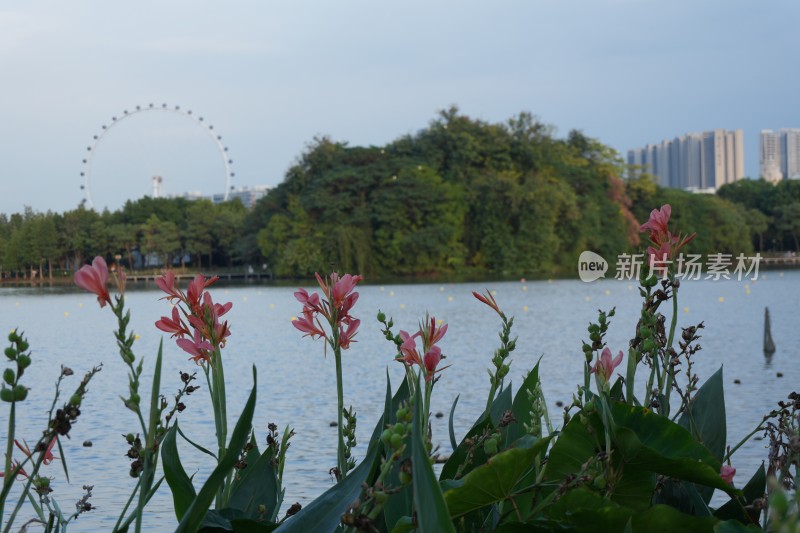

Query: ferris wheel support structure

[80,103,234,209]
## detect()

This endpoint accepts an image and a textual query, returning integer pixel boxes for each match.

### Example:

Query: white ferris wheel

[79,103,235,209]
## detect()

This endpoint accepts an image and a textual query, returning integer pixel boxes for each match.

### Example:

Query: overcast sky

[1,1,797,215]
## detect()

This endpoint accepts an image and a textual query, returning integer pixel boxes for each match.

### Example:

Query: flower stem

[334,347,346,479]
[0,401,15,525]
[210,349,229,507]
[662,281,679,416]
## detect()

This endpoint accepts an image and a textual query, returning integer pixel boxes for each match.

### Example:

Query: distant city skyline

[2,1,799,215]
[760,129,800,183]
[627,129,745,191]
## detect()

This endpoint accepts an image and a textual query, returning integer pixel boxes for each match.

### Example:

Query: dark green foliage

[246,108,637,277]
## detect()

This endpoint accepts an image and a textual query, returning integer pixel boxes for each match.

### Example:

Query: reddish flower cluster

[155,273,232,364]
[590,347,623,383]
[293,273,362,350]
[639,204,696,275]
[397,316,448,381]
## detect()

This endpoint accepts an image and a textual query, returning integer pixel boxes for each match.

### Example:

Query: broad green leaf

[677,367,727,460]
[608,401,736,497]
[545,488,634,531]
[161,423,198,521]
[411,381,456,533]
[229,518,279,532]
[227,445,280,521]
[654,478,712,517]
[545,408,654,511]
[439,415,492,480]
[503,361,540,445]
[544,409,602,482]
[176,367,258,533]
[490,383,513,427]
[713,520,762,532]
[630,504,723,532]
[443,434,551,517]
[678,367,727,504]
[389,516,414,533]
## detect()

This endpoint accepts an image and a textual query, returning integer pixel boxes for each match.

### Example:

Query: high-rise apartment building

[627,129,744,191]
[760,129,800,183]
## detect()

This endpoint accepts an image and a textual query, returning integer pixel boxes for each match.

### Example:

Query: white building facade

[760,129,800,183]
[628,129,744,191]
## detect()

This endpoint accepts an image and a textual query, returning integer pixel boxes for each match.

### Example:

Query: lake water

[1,272,798,531]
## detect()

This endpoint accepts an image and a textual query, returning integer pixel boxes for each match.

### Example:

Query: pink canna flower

[338,319,361,350]
[591,347,624,382]
[398,330,422,366]
[156,307,190,338]
[176,328,214,364]
[292,309,326,340]
[473,290,503,317]
[421,317,448,349]
[186,274,219,314]
[156,271,182,302]
[639,204,697,272]
[720,465,736,484]
[294,288,322,312]
[74,256,111,308]
[639,204,672,240]
[296,272,363,351]
[423,345,443,381]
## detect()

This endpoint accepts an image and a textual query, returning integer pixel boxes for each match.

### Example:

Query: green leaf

[608,401,736,497]
[439,415,492,480]
[630,504,722,532]
[161,423,198,522]
[227,445,280,521]
[545,488,634,531]
[389,516,415,533]
[176,366,258,533]
[448,394,460,452]
[229,518,280,532]
[147,341,164,448]
[677,367,727,504]
[411,380,456,533]
[490,383,513,427]
[545,410,654,511]
[443,434,551,517]
[503,361,540,445]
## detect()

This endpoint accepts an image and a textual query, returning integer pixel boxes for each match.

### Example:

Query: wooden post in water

[764,307,776,355]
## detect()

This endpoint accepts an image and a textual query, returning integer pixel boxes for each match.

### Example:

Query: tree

[140,214,181,267]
